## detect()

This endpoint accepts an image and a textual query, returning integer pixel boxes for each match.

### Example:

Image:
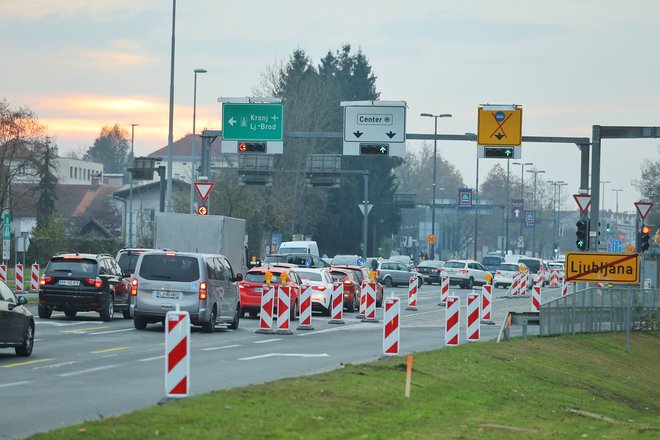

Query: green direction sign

[3,213,11,240]
[222,103,283,141]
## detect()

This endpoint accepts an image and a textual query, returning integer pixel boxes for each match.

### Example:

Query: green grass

[30,332,660,439]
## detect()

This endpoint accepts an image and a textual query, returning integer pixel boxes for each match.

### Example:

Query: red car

[333,265,384,307]
[329,268,361,312]
[239,264,301,320]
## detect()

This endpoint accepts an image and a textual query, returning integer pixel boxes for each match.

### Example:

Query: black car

[0,280,34,356]
[416,260,445,285]
[39,253,131,321]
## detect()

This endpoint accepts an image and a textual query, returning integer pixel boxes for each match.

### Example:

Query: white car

[493,262,525,288]
[293,268,334,316]
[442,260,490,289]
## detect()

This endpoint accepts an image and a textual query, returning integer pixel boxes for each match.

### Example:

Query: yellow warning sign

[477,107,523,146]
[565,252,639,284]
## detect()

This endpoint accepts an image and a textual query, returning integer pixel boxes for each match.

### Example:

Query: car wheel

[227,304,240,330]
[290,299,300,322]
[64,309,77,319]
[323,305,332,317]
[466,277,474,289]
[417,278,422,289]
[384,277,393,287]
[134,315,147,330]
[347,293,356,313]
[38,305,52,319]
[249,311,259,318]
[100,295,114,322]
[15,321,34,357]
[202,306,217,333]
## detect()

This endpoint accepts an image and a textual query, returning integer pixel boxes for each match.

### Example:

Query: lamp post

[548,180,564,253]
[512,161,533,253]
[600,180,611,213]
[128,123,139,247]
[527,169,545,256]
[165,0,176,212]
[420,112,452,260]
[612,188,623,236]
[189,68,207,214]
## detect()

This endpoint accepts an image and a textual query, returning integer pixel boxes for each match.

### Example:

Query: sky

[1,0,658,213]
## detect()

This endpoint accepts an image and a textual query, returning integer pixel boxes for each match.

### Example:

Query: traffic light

[606,223,611,232]
[483,147,514,158]
[640,225,651,252]
[238,142,266,153]
[359,143,389,155]
[553,243,559,254]
[197,204,208,216]
[576,219,588,250]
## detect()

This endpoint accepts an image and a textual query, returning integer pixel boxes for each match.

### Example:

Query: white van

[278,241,319,257]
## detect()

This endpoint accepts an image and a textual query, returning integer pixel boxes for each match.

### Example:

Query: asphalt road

[0,284,562,439]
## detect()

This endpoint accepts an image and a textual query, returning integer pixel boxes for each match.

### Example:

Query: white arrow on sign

[634,201,654,220]
[228,117,236,126]
[513,209,520,218]
[573,194,592,215]
[194,182,215,202]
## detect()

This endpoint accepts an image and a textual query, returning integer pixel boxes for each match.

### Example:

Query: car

[39,253,131,321]
[116,248,159,276]
[516,257,546,287]
[238,264,302,320]
[376,260,423,288]
[416,260,445,285]
[332,265,384,307]
[492,262,526,288]
[331,255,364,266]
[389,255,415,270]
[329,268,361,312]
[293,267,334,316]
[441,260,490,289]
[481,254,504,273]
[263,253,331,268]
[0,281,34,356]
[132,251,242,332]
[278,241,319,257]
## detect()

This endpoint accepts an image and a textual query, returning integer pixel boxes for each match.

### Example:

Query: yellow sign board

[426,234,436,245]
[477,107,522,146]
[565,252,639,284]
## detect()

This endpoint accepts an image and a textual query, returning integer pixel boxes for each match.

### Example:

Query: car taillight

[458,269,469,274]
[40,276,54,286]
[495,271,501,275]
[130,278,138,296]
[343,280,352,285]
[312,285,326,291]
[85,277,103,288]
[199,281,207,300]
[238,283,246,290]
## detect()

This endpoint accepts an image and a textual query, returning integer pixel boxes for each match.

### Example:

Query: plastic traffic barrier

[363,282,378,323]
[467,292,480,342]
[445,295,459,347]
[0,264,6,283]
[357,282,367,319]
[406,276,418,311]
[481,284,494,324]
[561,279,569,297]
[275,286,293,335]
[520,272,527,296]
[165,310,190,398]
[383,295,400,356]
[328,282,345,324]
[30,263,39,291]
[14,264,23,292]
[255,285,275,334]
[438,274,449,306]
[532,285,541,312]
[297,285,314,330]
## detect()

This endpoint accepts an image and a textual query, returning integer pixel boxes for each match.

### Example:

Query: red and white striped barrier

[357,282,367,319]
[520,272,527,296]
[255,285,275,334]
[363,282,378,322]
[549,270,560,287]
[297,285,314,331]
[328,282,345,324]
[595,282,605,289]
[481,284,493,323]
[15,264,23,292]
[439,275,449,305]
[445,296,460,347]
[532,285,541,312]
[165,310,190,398]
[30,263,39,291]
[406,276,418,311]
[383,296,400,356]
[561,279,569,297]
[510,272,519,297]
[275,286,293,335]
[0,264,6,283]
[535,272,543,287]
[467,293,480,342]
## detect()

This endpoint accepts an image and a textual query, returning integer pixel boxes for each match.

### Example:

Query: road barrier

[363,282,378,323]
[536,272,543,287]
[439,275,449,305]
[297,285,314,331]
[467,292,480,342]
[383,296,400,355]
[445,295,459,346]
[406,276,418,311]
[481,284,494,324]
[165,310,190,398]
[0,264,6,283]
[520,272,527,295]
[275,286,293,335]
[328,282,345,324]
[561,279,569,297]
[549,270,560,287]
[15,264,23,292]
[357,282,367,319]
[30,263,39,291]
[255,285,275,334]
[532,285,541,312]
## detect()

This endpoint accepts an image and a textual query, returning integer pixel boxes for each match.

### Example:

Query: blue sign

[458,188,473,209]
[607,240,622,253]
[305,257,312,268]
[525,211,535,226]
[357,257,365,266]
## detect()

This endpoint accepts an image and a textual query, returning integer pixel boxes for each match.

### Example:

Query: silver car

[376,260,422,288]
[131,251,242,332]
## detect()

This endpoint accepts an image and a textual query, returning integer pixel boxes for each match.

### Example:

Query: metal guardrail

[540,287,659,336]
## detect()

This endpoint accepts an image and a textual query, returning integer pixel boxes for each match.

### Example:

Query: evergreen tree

[33,138,59,228]
[84,124,130,173]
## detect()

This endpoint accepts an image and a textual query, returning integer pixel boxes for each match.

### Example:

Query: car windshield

[117,253,142,273]
[443,261,465,269]
[330,271,348,282]
[518,259,541,272]
[481,256,502,266]
[279,247,307,254]
[138,255,200,282]
[263,255,288,264]
[295,271,322,282]
[245,271,286,284]
[498,264,519,272]
[47,258,98,277]
[286,256,313,266]
[418,261,442,268]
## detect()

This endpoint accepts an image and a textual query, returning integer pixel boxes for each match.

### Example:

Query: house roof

[113,179,188,198]
[11,183,123,218]
[149,134,225,159]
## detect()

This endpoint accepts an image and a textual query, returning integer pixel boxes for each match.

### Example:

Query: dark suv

[38,253,131,321]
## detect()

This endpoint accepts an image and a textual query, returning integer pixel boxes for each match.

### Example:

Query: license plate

[58,280,80,286]
[154,290,180,299]
[254,288,263,294]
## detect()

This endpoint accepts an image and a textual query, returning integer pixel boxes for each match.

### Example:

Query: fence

[540,287,660,336]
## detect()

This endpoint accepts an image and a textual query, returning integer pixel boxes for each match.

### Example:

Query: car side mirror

[122,272,131,278]
[17,296,28,305]
[233,273,243,282]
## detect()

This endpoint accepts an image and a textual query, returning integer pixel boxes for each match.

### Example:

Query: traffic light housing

[359,143,389,155]
[238,142,266,153]
[606,223,611,232]
[640,225,651,252]
[576,219,589,250]
[197,204,208,216]
[483,147,514,158]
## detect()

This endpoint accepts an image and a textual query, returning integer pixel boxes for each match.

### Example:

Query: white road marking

[32,361,78,370]
[58,364,120,377]
[296,323,372,337]
[253,338,282,344]
[0,381,31,388]
[239,353,329,361]
[138,355,165,362]
[35,320,104,327]
[88,328,135,335]
[200,344,242,351]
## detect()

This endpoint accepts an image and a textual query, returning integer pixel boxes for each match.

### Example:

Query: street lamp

[420,112,452,260]
[128,123,139,247]
[600,180,611,212]
[612,188,623,236]
[190,68,207,214]
[527,169,545,256]
[512,161,533,253]
[548,180,565,252]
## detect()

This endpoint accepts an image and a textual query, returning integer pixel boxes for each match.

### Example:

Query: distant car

[331,255,364,266]
[442,260,490,289]
[329,268,361,312]
[389,255,415,270]
[333,265,384,307]
[116,248,157,276]
[492,262,525,289]
[416,260,445,285]
[481,255,504,273]
[239,264,302,320]
[293,268,334,316]
[39,253,131,321]
[0,281,34,356]
[517,257,546,287]
[376,260,423,288]
[263,254,330,268]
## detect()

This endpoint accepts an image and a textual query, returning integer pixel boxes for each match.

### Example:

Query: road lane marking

[239,353,329,361]
[0,381,31,388]
[64,326,111,333]
[201,344,242,351]
[139,355,165,362]
[253,338,282,344]
[296,323,370,337]
[58,364,120,377]
[32,361,79,370]
[91,347,129,354]
[36,320,104,327]
[88,328,135,335]
[1,359,53,368]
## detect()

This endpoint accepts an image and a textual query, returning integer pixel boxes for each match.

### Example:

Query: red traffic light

[641,225,651,234]
[197,205,208,215]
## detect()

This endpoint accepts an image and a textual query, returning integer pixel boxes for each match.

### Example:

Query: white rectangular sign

[343,105,406,143]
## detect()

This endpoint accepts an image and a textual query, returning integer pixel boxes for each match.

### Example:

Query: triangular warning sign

[634,202,654,220]
[194,182,215,202]
[573,194,591,215]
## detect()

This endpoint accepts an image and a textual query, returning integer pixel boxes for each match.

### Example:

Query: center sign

[341,101,406,157]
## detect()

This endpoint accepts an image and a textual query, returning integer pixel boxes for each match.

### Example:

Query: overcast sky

[1,0,658,212]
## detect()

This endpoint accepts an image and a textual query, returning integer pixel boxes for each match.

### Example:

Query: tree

[633,146,660,228]
[33,138,59,228]
[84,125,130,173]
